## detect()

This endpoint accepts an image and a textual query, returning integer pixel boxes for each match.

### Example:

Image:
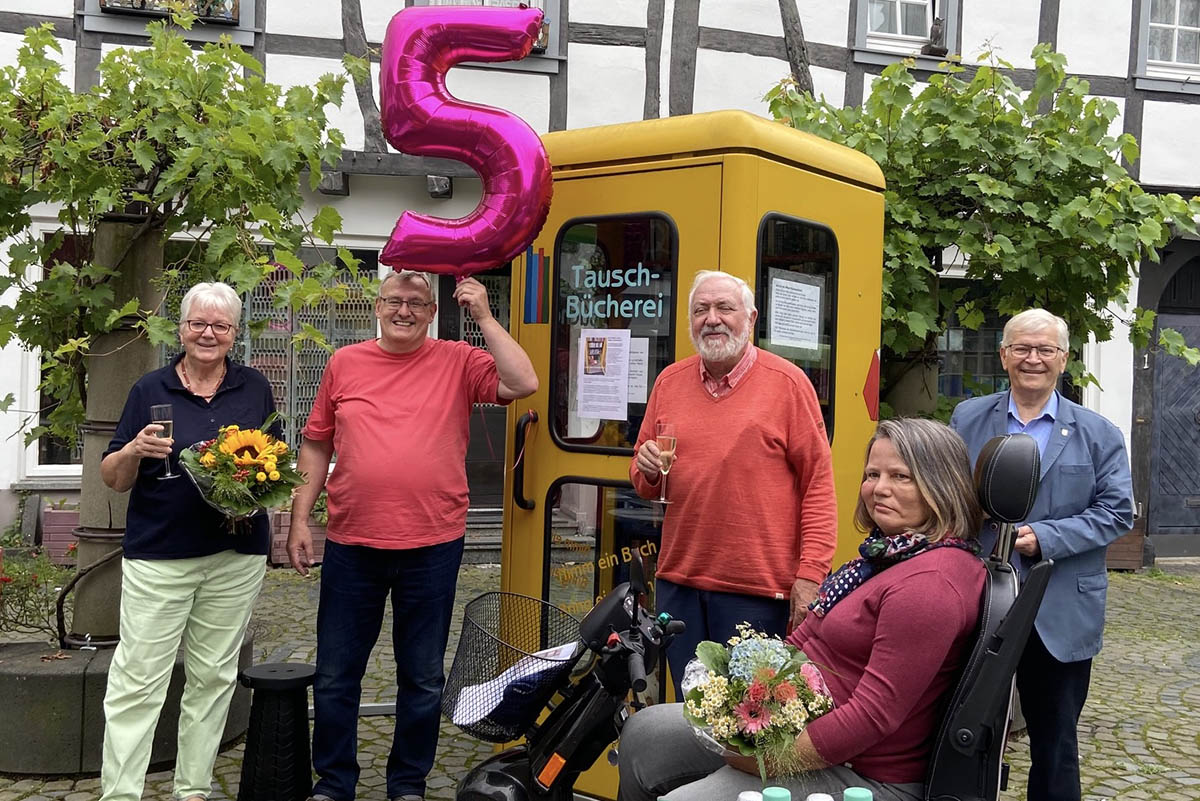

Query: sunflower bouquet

[178,414,305,524]
[681,624,835,781]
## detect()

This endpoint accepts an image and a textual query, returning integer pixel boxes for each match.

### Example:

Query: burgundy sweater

[630,350,837,595]
[787,547,985,784]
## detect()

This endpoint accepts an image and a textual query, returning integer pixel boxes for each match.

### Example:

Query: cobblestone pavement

[2,559,1198,801]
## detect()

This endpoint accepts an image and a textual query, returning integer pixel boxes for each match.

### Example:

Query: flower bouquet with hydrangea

[681,623,834,781]
[178,413,305,528]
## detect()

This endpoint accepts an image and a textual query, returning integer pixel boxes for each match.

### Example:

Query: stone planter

[40,506,80,566]
[270,511,326,567]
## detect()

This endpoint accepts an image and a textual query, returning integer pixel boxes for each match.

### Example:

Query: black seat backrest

[974,433,1040,524]
[926,432,1050,801]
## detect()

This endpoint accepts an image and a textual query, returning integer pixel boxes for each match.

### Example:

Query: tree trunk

[882,353,940,416]
[71,221,164,647]
[778,0,815,95]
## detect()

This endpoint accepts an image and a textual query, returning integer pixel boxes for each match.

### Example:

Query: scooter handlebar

[628,651,647,693]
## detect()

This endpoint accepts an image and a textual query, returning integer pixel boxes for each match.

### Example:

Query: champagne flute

[655,422,677,505]
[149,403,177,480]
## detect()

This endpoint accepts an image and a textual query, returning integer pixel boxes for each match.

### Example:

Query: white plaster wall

[698,0,783,38]
[361,0,400,44]
[960,0,1041,68]
[1139,101,1200,186]
[0,32,75,92]
[570,0,649,26]
[264,0,343,38]
[2,0,72,16]
[1056,0,1133,77]
[1083,291,1136,453]
[693,49,789,116]
[266,54,365,151]
[799,1,853,48]
[567,43,646,129]
[809,65,848,106]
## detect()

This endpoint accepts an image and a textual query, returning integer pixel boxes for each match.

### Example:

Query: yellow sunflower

[219,428,275,467]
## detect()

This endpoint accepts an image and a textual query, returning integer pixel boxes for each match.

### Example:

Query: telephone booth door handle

[512,410,538,510]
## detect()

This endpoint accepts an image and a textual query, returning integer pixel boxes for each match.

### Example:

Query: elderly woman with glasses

[98,281,280,801]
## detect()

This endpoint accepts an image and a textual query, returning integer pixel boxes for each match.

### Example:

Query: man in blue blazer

[950,308,1134,801]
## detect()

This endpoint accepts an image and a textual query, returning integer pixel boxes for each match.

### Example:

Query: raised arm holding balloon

[292,5,552,800]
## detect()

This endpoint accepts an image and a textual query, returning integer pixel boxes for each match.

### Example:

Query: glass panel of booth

[545,479,662,639]
[551,215,677,452]
[756,214,838,434]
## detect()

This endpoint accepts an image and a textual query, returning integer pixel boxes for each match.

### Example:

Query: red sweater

[788,547,985,784]
[629,349,837,596]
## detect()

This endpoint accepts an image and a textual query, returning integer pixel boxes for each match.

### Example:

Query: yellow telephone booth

[500,109,884,798]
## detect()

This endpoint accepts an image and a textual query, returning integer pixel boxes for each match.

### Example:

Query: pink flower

[801,662,830,697]
[772,681,798,704]
[747,680,769,704]
[754,667,778,682]
[734,699,772,734]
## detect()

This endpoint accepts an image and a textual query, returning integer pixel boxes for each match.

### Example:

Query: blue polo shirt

[105,355,279,559]
[1006,390,1059,456]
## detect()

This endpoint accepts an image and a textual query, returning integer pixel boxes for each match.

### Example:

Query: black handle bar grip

[663,620,686,637]
[512,410,538,511]
[628,651,647,694]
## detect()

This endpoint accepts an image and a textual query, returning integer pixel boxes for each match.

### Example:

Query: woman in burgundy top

[618,418,986,801]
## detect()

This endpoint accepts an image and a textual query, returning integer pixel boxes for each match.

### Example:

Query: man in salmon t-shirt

[287,270,538,801]
[631,270,837,698]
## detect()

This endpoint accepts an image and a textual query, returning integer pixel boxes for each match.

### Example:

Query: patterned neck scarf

[808,528,979,618]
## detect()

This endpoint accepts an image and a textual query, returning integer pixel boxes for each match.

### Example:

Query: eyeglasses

[185,320,234,335]
[380,296,433,312]
[1006,344,1064,359]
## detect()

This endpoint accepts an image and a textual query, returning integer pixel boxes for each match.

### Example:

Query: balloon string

[476,402,499,463]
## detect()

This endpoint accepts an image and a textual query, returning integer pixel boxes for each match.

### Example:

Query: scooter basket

[442,592,583,743]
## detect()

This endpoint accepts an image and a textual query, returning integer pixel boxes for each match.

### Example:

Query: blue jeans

[655,578,789,700]
[311,537,464,800]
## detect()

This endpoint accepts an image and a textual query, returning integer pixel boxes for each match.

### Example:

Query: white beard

[693,321,752,363]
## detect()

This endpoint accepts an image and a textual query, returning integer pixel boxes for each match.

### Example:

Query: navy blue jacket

[105,355,279,559]
[950,391,1134,662]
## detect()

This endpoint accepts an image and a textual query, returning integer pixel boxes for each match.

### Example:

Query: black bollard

[237,662,317,801]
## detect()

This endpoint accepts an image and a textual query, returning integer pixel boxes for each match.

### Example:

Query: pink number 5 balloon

[379,6,554,278]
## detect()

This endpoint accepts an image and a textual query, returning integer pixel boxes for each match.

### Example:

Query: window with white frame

[856,0,958,63]
[867,0,932,54]
[1147,0,1200,73]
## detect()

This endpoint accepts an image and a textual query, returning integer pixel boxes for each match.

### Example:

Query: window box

[40,504,80,567]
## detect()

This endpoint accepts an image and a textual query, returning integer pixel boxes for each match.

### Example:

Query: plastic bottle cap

[843,788,874,801]
[736,792,764,801]
[762,788,792,801]
[805,795,835,801]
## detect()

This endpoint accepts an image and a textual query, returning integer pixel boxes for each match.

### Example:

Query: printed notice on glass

[628,337,649,404]
[577,328,631,420]
[768,269,822,352]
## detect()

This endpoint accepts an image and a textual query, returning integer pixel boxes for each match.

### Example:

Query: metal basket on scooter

[442,592,584,743]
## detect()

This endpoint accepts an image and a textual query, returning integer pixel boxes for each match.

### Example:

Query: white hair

[380,269,434,300]
[1002,308,1069,350]
[687,270,756,313]
[179,282,241,327]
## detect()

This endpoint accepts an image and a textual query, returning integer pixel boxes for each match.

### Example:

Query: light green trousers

[99,551,266,801]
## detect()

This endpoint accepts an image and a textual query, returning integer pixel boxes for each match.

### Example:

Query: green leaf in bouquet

[695,641,730,675]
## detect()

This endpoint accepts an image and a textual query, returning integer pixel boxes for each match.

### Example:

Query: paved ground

[2,559,1199,801]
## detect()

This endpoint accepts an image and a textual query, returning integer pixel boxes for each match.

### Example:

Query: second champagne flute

[655,422,677,505]
[149,403,177,480]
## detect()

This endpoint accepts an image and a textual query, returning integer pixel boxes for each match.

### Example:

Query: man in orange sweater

[631,270,837,697]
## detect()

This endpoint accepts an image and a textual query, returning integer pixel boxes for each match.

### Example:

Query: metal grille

[159,252,378,446]
[460,274,511,350]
